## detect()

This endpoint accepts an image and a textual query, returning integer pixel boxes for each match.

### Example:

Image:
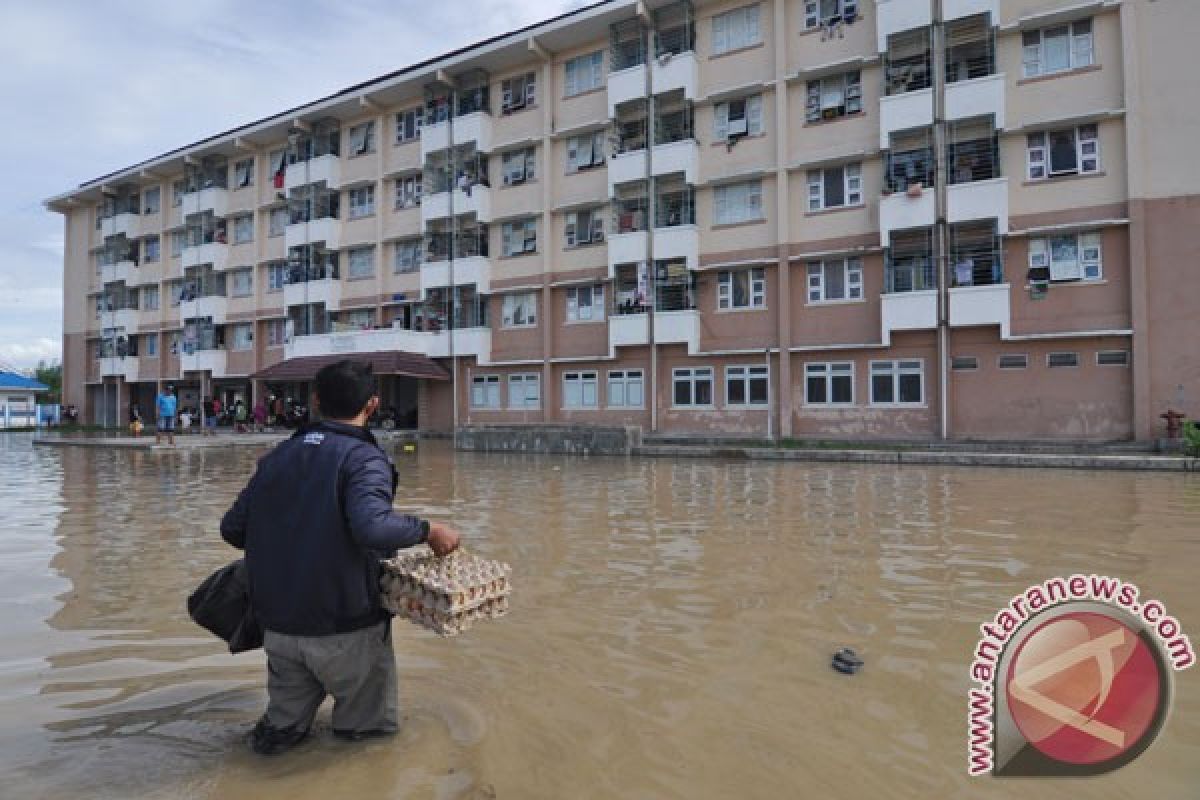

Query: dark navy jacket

[220,420,428,636]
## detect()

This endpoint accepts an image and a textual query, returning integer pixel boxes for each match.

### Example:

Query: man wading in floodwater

[220,359,461,754]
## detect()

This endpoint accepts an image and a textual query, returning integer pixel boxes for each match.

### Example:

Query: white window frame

[266,319,288,346]
[348,185,375,219]
[807,163,863,211]
[507,373,541,409]
[231,269,254,297]
[268,207,289,237]
[805,71,863,123]
[233,158,254,188]
[1096,350,1129,367]
[566,131,606,173]
[565,208,606,247]
[806,258,863,303]
[725,365,770,408]
[144,236,160,263]
[1022,18,1094,78]
[502,147,538,186]
[672,367,715,408]
[393,239,422,273]
[607,370,645,408]
[145,333,158,357]
[501,72,537,114]
[266,263,287,292]
[347,246,375,279]
[997,354,1028,370]
[1026,125,1099,180]
[143,187,161,214]
[502,218,538,256]
[869,360,924,406]
[170,231,185,257]
[712,5,762,56]
[951,356,979,371]
[717,268,766,311]
[567,284,606,322]
[142,285,160,311]
[713,180,764,226]
[395,107,423,144]
[714,94,764,139]
[349,120,376,155]
[804,0,859,29]
[1029,232,1102,282]
[230,323,254,351]
[501,292,538,328]
[395,174,422,209]
[471,375,502,409]
[1047,351,1080,368]
[232,215,254,244]
[563,371,599,409]
[564,51,603,97]
[804,362,855,406]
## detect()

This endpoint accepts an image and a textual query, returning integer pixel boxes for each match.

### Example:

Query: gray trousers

[262,620,398,735]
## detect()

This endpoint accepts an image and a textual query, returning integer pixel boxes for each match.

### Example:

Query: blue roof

[0,371,49,391]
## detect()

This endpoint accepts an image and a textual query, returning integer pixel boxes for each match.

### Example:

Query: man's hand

[427,523,462,557]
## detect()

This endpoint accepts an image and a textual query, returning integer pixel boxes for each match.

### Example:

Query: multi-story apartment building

[48,0,1198,441]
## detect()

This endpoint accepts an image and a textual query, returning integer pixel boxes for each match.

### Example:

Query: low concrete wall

[454,425,642,455]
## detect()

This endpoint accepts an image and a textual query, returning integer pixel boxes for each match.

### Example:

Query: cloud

[0,338,61,369]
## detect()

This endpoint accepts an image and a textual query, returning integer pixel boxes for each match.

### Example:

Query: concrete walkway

[32,432,289,450]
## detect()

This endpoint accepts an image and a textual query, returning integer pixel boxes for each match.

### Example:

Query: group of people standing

[130,386,286,444]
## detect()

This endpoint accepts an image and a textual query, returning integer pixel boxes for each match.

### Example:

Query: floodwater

[0,434,1198,800]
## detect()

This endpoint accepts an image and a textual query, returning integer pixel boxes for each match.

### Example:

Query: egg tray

[380,547,512,637]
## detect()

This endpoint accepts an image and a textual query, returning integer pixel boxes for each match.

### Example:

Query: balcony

[608,230,648,273]
[421,112,494,158]
[654,225,699,270]
[655,309,700,352]
[285,153,342,192]
[947,177,1009,233]
[180,348,227,376]
[608,65,647,116]
[421,187,492,224]
[608,149,647,191]
[285,216,341,250]
[424,327,492,361]
[609,312,649,348]
[286,326,428,360]
[181,241,230,270]
[420,256,491,295]
[284,278,341,312]
[100,260,133,286]
[100,356,139,382]
[651,139,698,184]
[181,187,229,219]
[111,307,140,332]
[949,283,1010,335]
[879,187,935,245]
[180,294,228,324]
[944,0,998,24]
[128,264,160,287]
[878,89,933,148]
[651,51,698,100]
[875,0,933,51]
[945,73,1005,128]
[101,212,141,239]
[881,290,938,337]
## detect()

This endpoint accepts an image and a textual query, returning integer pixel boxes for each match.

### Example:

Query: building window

[714,94,763,139]
[807,258,863,303]
[563,371,599,408]
[607,370,644,408]
[348,185,375,219]
[1027,125,1099,180]
[144,236,160,263]
[172,179,186,207]
[951,356,979,371]
[143,286,160,311]
[870,360,923,405]
[508,373,541,408]
[233,158,254,188]
[1029,232,1102,282]
[712,5,761,55]
[501,72,537,113]
[502,218,537,256]
[1023,18,1093,78]
[170,231,185,257]
[230,269,253,297]
[471,375,501,409]
[501,292,538,327]
[726,365,769,407]
[145,333,158,357]
[395,107,423,144]
[804,0,859,29]
[565,208,605,247]
[564,51,603,97]
[501,147,537,186]
[717,268,766,310]
[395,174,422,209]
[806,71,862,123]
[1097,350,1129,367]
[1047,352,1080,368]
[713,180,763,225]
[567,284,605,322]
[807,163,862,210]
[805,362,854,405]
[266,319,288,346]
[231,324,254,351]
[232,215,254,244]
[269,207,289,237]
[997,354,1028,370]
[266,263,287,292]
[393,239,422,273]
[347,246,375,279]
[143,187,161,214]
[566,131,606,172]
[673,367,714,407]
[349,121,376,156]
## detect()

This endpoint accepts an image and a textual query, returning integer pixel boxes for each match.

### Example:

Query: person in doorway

[128,403,143,437]
[202,397,218,437]
[253,399,268,432]
[154,385,177,446]
[220,360,462,755]
[234,399,249,433]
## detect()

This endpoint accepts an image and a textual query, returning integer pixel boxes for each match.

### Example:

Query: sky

[0,0,583,370]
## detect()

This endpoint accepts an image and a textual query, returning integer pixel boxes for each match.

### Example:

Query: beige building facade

[48,0,1199,441]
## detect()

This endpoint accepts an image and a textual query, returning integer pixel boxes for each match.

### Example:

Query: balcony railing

[613,195,648,233]
[424,229,489,261]
[945,14,995,83]
[886,257,937,293]
[654,184,695,228]
[610,19,646,71]
[653,2,695,57]
[885,29,932,96]
[947,135,999,184]
[885,147,934,193]
[653,96,693,146]
[950,222,1003,287]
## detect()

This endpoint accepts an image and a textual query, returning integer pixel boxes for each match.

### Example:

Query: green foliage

[33,360,62,403]
[1183,420,1200,458]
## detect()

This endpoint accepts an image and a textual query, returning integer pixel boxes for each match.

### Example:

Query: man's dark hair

[315,360,377,420]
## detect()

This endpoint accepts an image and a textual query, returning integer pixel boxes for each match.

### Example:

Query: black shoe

[249,716,309,755]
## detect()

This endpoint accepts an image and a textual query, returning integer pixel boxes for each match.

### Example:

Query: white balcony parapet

[284,325,493,364]
[875,0,933,51]
[947,177,1009,233]
[284,154,342,191]
[421,112,494,158]
[420,255,491,295]
[607,230,648,273]
[949,283,1011,337]
[881,290,938,338]
[945,73,1005,129]
[654,224,699,270]
[608,64,647,116]
[181,242,229,270]
[181,187,229,219]
[608,313,649,348]
[421,187,492,223]
[943,0,998,24]
[654,309,701,353]
[879,187,936,245]
[283,278,341,312]
[651,139,699,184]
[425,327,492,361]
[284,217,341,250]
[608,149,648,193]
[100,260,132,286]
[651,51,698,99]
[180,295,228,324]
[180,348,227,376]
[111,308,140,333]
[100,356,139,382]
[879,88,933,148]
[101,212,141,239]
[128,265,160,288]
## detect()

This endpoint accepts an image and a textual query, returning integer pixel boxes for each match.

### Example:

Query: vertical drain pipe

[932,0,950,441]
[645,17,658,434]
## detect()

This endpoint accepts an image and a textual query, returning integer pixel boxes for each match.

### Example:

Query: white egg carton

[380,547,512,637]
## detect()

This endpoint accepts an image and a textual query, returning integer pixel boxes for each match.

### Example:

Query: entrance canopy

[253,351,449,382]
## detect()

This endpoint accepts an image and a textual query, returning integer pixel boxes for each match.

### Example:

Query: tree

[34,360,62,404]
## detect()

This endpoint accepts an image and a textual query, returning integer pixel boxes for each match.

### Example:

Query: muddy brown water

[0,433,1198,799]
